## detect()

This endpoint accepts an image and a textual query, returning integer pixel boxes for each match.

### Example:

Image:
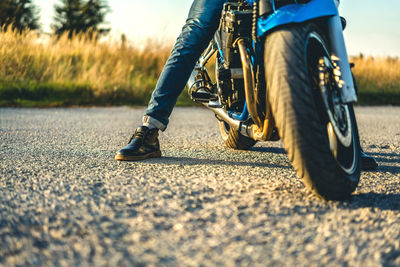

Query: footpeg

[190,90,214,103]
[187,64,217,103]
[207,100,222,108]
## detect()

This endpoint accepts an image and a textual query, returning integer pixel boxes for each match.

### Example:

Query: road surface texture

[1,106,399,266]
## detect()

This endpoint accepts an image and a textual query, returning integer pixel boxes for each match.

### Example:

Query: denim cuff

[142,115,167,131]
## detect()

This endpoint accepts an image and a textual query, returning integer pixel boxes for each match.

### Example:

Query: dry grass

[0,28,175,106]
[351,55,400,105]
[0,28,399,106]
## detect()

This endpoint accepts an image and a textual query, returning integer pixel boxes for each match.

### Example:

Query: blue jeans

[144,0,227,131]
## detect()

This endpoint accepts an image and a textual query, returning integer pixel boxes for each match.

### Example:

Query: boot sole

[115,151,162,161]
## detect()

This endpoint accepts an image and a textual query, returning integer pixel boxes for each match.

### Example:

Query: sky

[35,0,400,57]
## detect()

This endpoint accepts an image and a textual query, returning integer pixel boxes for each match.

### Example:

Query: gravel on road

[0,106,399,266]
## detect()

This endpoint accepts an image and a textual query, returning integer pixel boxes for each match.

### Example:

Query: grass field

[0,29,399,107]
[351,55,400,105]
[0,29,192,107]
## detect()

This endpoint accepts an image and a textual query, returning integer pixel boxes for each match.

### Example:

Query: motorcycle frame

[197,0,357,142]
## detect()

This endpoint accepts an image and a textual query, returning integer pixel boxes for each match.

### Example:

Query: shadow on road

[363,151,400,174]
[250,146,286,154]
[368,151,400,158]
[368,151,400,162]
[375,164,400,174]
[349,193,400,211]
[142,156,291,169]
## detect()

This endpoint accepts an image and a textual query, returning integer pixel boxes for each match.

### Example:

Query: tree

[0,0,40,31]
[52,0,110,38]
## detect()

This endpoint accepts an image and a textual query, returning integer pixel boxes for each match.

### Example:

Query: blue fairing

[257,0,338,37]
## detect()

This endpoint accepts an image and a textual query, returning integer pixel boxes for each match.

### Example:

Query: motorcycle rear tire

[264,23,361,200]
[218,121,257,150]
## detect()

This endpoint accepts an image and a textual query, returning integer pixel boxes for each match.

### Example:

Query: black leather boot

[360,149,378,171]
[115,126,161,161]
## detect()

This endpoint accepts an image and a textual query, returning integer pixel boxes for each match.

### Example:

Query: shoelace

[128,129,146,144]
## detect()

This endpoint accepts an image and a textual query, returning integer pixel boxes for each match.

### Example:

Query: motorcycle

[187,0,361,200]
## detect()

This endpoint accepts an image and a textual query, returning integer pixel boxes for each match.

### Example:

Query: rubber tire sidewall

[264,23,361,200]
[218,121,257,150]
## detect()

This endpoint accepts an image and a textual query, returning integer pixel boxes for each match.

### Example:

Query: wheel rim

[318,55,352,147]
[306,32,358,175]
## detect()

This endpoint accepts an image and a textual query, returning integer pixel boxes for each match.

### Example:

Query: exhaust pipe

[204,39,270,141]
[206,105,249,137]
[206,105,269,141]
[208,106,241,130]
[237,39,263,129]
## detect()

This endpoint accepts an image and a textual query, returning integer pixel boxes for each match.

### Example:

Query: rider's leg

[144,0,227,130]
[115,0,226,161]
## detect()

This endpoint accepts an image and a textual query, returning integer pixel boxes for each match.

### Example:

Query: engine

[217,1,253,110]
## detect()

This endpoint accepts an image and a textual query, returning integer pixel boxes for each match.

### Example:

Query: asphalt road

[1,106,399,266]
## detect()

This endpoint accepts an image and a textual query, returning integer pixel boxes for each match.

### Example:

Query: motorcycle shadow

[248,146,286,154]
[375,164,400,174]
[348,193,400,211]
[365,151,400,174]
[153,156,291,170]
